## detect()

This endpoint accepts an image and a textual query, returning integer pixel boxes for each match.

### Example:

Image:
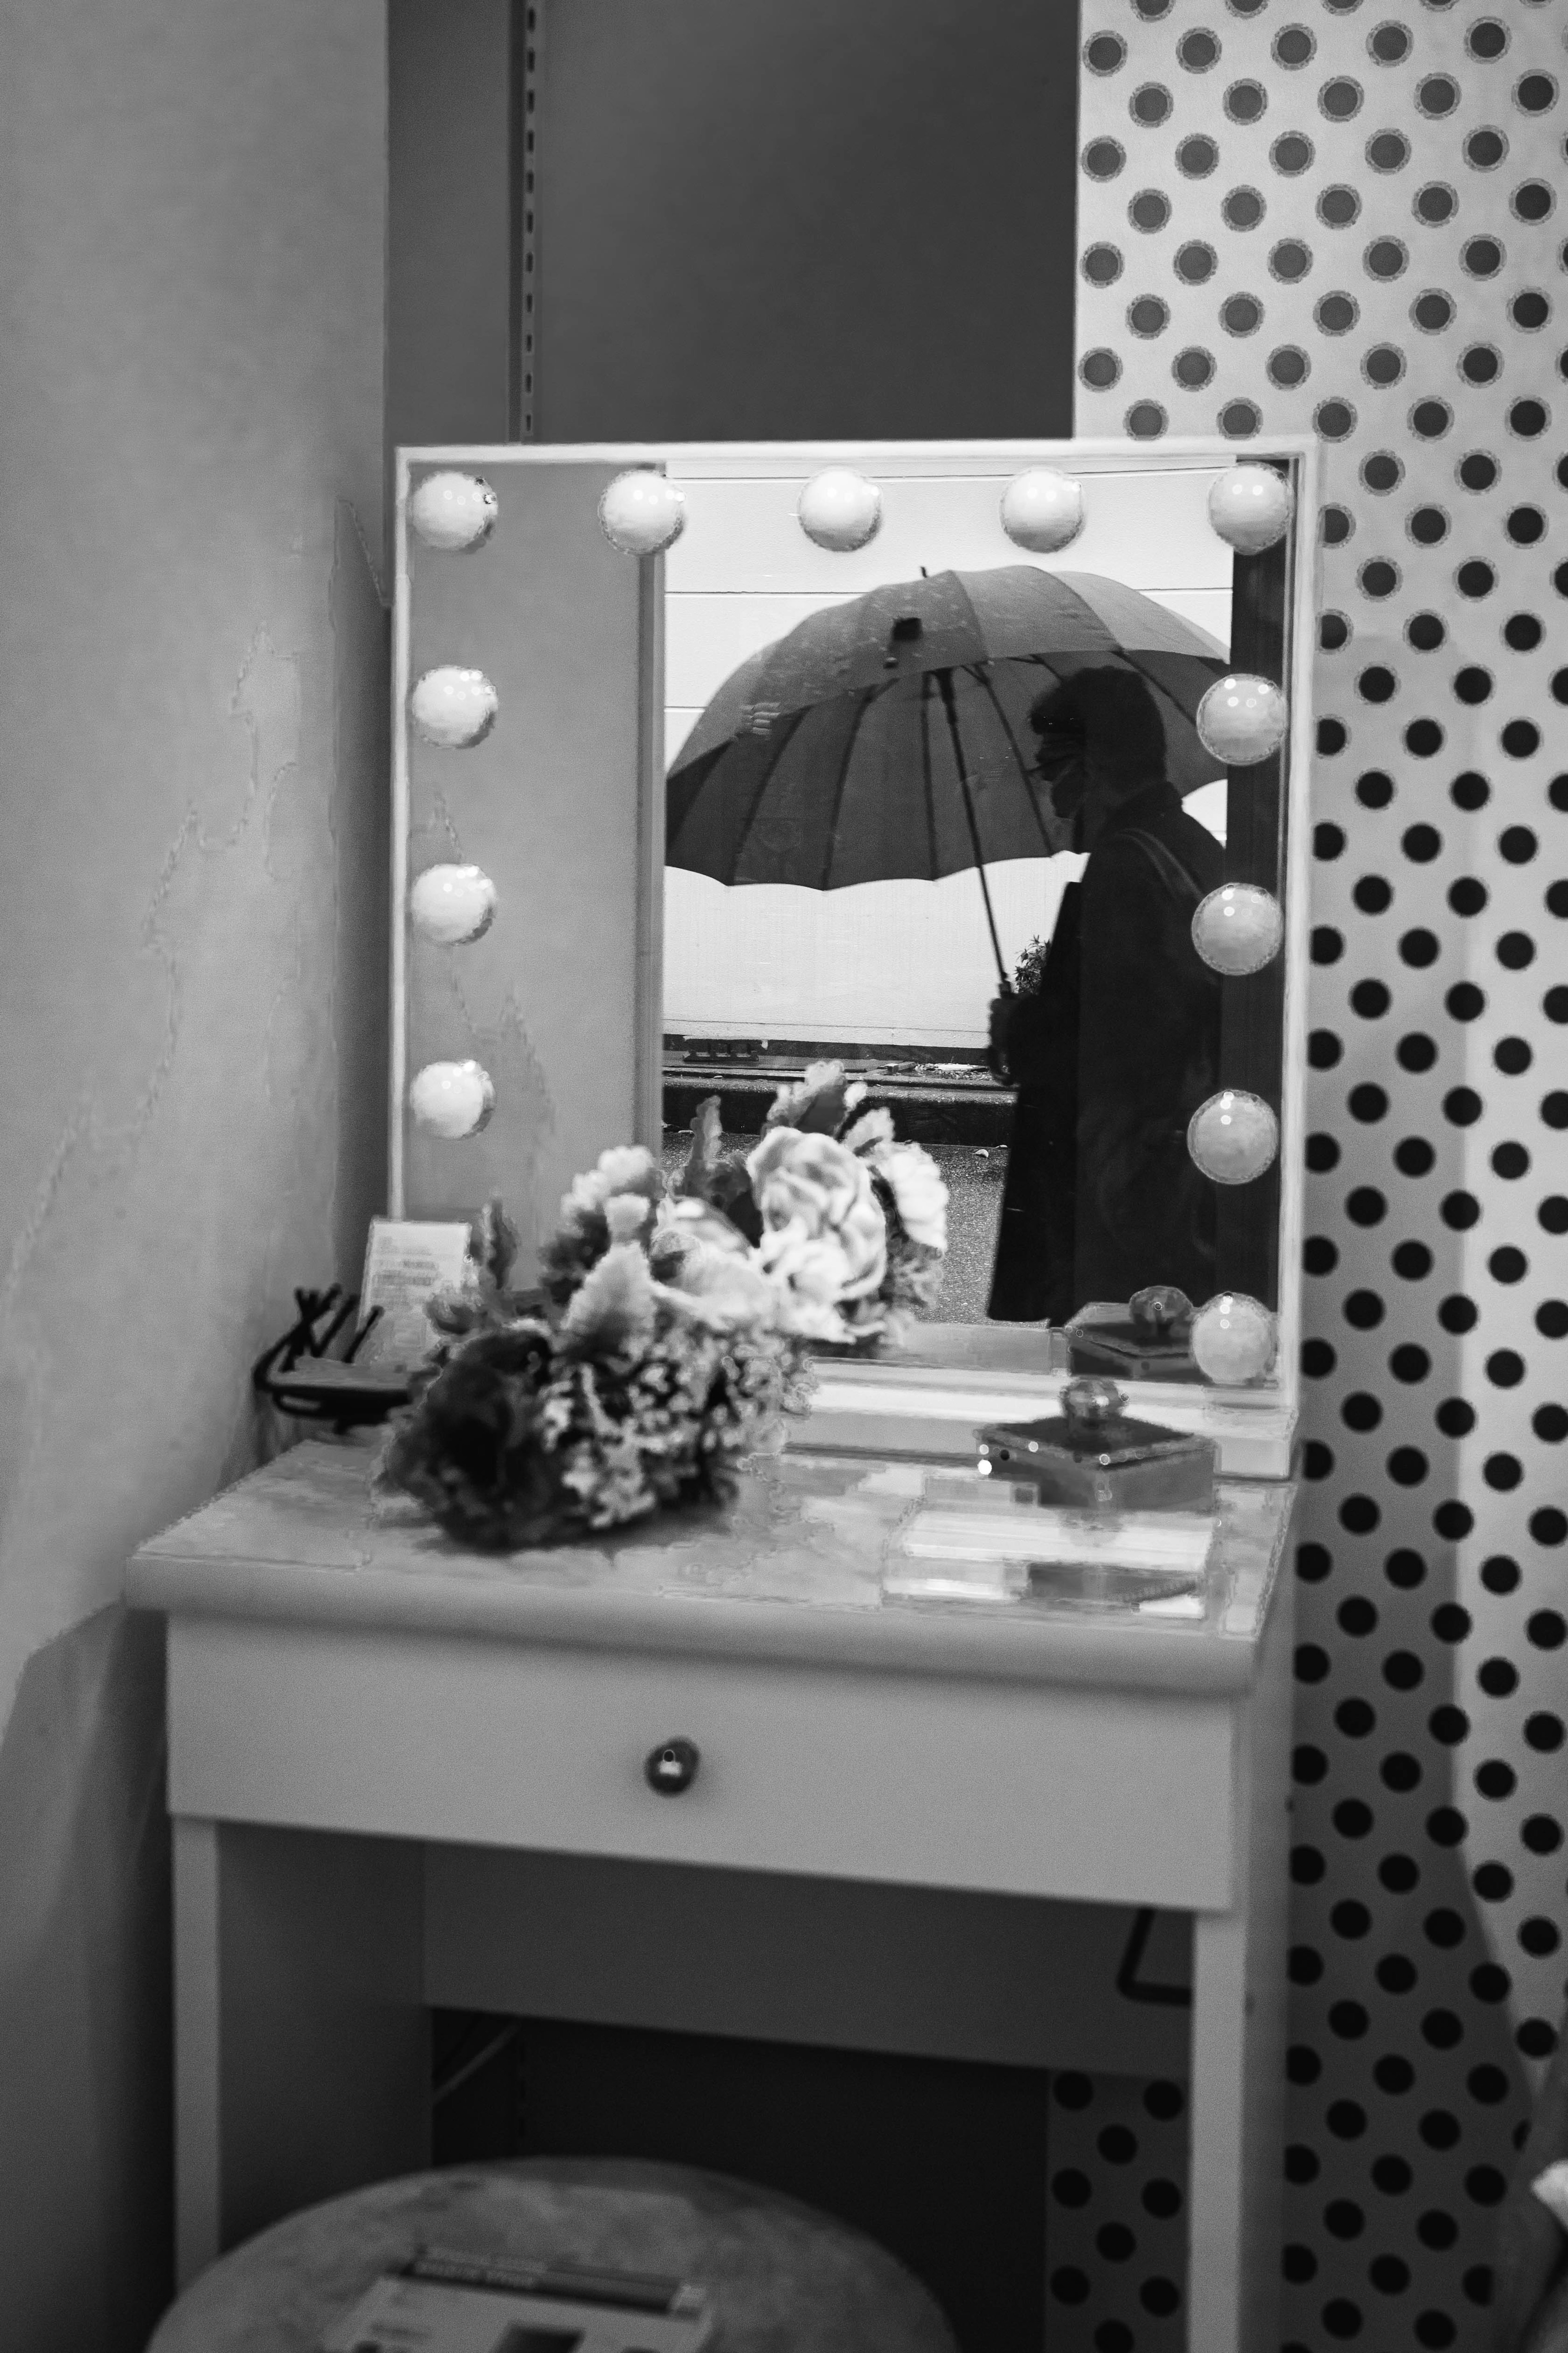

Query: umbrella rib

[935,666,1008,988]
[816,689,877,891]
[919,671,940,874]
[969,664,1057,855]
[729,707,811,874]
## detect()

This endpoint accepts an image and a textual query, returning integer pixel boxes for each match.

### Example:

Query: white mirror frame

[393,437,1320,1476]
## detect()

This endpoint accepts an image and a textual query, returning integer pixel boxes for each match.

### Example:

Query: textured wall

[1068,2,1565,2347]
[0,5,387,2343]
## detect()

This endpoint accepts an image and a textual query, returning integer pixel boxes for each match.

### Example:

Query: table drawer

[169,1617,1238,1908]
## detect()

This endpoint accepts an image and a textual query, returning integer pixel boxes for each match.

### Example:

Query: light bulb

[1187,1089,1279,1184]
[1207,465,1294,554]
[410,865,497,947]
[1192,883,1285,976]
[409,668,499,750]
[598,470,685,556]
[1191,1292,1277,1384]
[1195,674,1289,767]
[797,467,882,551]
[1000,468,1085,553]
[409,1060,494,1140]
[409,471,498,553]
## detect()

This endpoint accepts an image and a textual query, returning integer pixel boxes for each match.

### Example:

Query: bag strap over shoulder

[1116,825,1207,909]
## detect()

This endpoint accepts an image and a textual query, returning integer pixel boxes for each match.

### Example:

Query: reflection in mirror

[662,460,1301,1385]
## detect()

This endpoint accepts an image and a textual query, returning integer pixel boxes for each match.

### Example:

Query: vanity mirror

[392,439,1318,1473]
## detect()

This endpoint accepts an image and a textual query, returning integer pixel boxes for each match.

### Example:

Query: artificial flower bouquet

[379,1062,949,1552]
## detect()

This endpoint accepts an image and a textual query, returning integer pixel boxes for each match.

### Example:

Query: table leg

[173,1818,223,2285]
[172,1817,429,2285]
[1184,1571,1294,2353]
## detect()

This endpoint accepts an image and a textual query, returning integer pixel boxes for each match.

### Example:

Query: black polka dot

[1175,133,1219,177]
[1414,183,1458,225]
[1082,138,1127,181]
[1514,71,1558,114]
[1172,346,1217,388]
[1225,79,1268,124]
[1272,131,1316,174]
[1129,83,1174,127]
[1176,26,1220,71]
[1221,186,1266,231]
[1174,241,1218,285]
[1413,289,1456,333]
[1512,181,1556,223]
[1416,76,1459,119]
[1220,292,1264,336]
[1320,77,1364,122]
[1368,20,1412,64]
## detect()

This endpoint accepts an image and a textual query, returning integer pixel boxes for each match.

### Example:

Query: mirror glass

[659,455,1301,1385]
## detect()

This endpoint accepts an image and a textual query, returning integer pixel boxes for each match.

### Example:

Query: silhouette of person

[987,664,1224,1323]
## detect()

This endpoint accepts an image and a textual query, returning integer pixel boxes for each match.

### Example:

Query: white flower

[746,1129,888,1300]
[841,1106,895,1156]
[559,1244,657,1356]
[563,1144,662,1224]
[869,1140,949,1253]
[659,1244,780,1334]
[604,1193,654,1245]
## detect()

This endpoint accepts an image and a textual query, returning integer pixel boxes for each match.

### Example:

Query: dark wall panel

[536,0,1079,444]
[387,0,515,475]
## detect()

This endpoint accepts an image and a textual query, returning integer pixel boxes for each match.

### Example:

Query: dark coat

[988,782,1224,1323]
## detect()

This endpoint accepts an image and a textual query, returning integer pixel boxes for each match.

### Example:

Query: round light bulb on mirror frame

[1190,1291,1278,1385]
[1207,464,1294,555]
[1191,882,1285,977]
[1187,1088,1280,1186]
[1000,468,1085,554]
[410,863,497,947]
[409,470,499,553]
[409,1059,494,1140]
[598,469,686,556]
[797,467,882,552]
[409,667,499,750]
[1195,673,1289,768]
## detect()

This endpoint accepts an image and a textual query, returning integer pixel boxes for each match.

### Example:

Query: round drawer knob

[645,1737,700,1796]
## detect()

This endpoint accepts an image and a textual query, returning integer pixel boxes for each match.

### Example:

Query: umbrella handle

[933,667,1010,989]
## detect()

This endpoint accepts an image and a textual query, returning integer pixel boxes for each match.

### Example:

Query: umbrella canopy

[666,566,1229,891]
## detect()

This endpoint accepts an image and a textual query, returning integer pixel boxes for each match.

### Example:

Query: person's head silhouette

[1030,666,1169,850]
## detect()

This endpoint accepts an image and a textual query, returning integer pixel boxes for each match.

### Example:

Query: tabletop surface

[129,1434,1293,1697]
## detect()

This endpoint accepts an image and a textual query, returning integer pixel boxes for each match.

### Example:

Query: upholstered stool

[145,2157,960,2353]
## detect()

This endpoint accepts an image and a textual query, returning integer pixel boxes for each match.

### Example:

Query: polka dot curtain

[1069,3,1566,2348]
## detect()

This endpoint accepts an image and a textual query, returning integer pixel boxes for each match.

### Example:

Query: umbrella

[666,565,1229,984]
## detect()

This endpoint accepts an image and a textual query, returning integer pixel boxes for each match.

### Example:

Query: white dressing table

[129,1433,1294,2353]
